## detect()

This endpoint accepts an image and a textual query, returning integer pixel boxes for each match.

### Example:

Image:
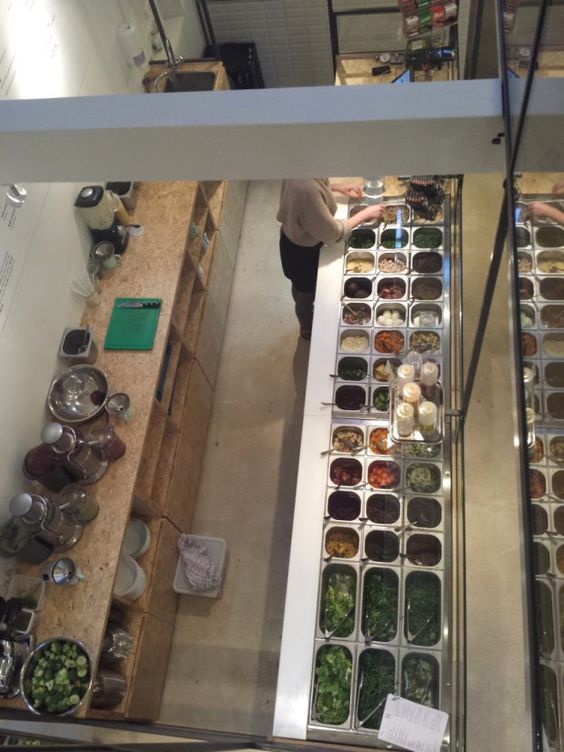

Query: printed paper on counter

[378,694,449,752]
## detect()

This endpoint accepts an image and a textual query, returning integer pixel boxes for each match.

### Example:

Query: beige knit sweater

[277,179,345,247]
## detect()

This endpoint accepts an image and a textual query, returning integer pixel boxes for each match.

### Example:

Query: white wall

[0,1,152,566]
[161,0,206,58]
[207,0,334,87]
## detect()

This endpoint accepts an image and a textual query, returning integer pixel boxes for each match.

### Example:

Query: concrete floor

[159,176,540,750]
[159,181,309,735]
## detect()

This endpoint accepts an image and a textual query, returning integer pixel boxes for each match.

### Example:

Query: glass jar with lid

[84,418,126,462]
[57,484,99,523]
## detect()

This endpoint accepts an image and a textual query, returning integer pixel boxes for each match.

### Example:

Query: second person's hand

[332,183,364,199]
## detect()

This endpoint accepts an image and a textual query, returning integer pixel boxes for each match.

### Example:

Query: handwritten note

[378,695,449,752]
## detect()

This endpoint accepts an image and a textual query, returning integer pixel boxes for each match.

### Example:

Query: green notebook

[104,298,162,351]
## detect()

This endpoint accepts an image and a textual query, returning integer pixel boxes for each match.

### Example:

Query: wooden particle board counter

[335,52,456,86]
[1,167,247,720]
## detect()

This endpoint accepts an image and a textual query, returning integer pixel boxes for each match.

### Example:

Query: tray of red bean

[368,460,401,489]
[330,458,363,486]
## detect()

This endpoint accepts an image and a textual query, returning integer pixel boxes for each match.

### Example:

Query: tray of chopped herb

[355,648,396,730]
[361,567,399,643]
[311,644,353,726]
[318,566,357,639]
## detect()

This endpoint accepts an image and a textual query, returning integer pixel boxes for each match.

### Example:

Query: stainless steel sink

[163,71,216,92]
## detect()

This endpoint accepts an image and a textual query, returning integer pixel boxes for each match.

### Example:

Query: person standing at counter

[277,179,383,340]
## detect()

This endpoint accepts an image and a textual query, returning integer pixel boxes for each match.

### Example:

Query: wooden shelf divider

[150,420,180,517]
[171,255,197,333]
[201,180,226,225]
[133,403,166,506]
[184,276,207,355]
[167,343,193,424]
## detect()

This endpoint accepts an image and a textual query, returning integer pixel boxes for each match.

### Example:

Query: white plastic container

[173,535,226,599]
[123,518,151,559]
[6,575,46,611]
[113,555,146,601]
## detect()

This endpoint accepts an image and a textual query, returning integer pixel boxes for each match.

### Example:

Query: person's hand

[332,183,363,199]
[364,204,384,223]
[528,201,558,222]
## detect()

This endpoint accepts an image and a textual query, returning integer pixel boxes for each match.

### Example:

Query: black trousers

[279,230,322,332]
[279,230,322,293]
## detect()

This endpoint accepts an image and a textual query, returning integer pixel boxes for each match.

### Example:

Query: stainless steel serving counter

[274,188,464,749]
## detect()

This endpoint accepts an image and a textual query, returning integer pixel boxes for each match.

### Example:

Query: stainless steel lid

[9,493,33,517]
[40,422,64,445]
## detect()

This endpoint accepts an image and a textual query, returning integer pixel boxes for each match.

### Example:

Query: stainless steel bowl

[47,365,109,424]
[19,637,93,716]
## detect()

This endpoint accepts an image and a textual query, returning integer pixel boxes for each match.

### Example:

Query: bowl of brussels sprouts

[20,638,92,715]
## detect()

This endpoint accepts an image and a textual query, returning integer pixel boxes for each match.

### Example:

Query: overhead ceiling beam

[0,78,562,183]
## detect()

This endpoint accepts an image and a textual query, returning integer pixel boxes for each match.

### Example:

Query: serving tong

[406,596,438,644]
[403,667,434,707]
[355,669,391,728]
[322,604,355,641]
[363,607,397,645]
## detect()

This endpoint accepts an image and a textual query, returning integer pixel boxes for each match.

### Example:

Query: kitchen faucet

[147,0,183,71]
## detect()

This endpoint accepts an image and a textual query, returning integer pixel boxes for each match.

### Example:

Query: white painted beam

[0,78,563,183]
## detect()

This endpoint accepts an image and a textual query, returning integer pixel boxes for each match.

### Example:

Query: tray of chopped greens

[361,568,399,644]
[355,648,396,730]
[400,441,442,459]
[311,644,353,726]
[319,566,357,640]
[404,571,442,647]
[405,462,443,494]
[401,651,440,709]
[20,638,92,715]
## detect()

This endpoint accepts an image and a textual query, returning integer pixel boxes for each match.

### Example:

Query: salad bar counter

[274,184,463,749]
[518,195,564,751]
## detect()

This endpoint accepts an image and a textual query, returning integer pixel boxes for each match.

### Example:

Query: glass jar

[58,484,99,524]
[85,419,126,462]
[100,625,133,665]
